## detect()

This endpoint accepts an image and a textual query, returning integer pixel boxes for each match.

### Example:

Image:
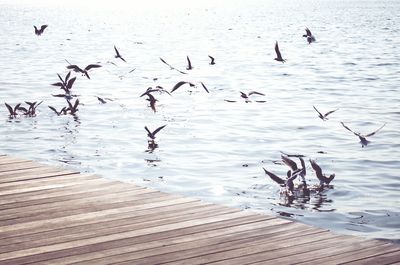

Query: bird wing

[48,106,59,114]
[200,82,209,93]
[310,159,325,182]
[281,155,298,171]
[153,124,167,136]
[299,157,306,176]
[275,41,282,59]
[208,55,215,64]
[66,77,76,90]
[114,45,120,57]
[263,168,285,185]
[67,65,83,73]
[364,123,386,137]
[4,103,14,115]
[186,56,192,69]
[171,81,189,93]
[144,126,152,136]
[40,25,48,32]
[313,105,324,118]
[341,122,359,136]
[305,28,312,36]
[85,64,102,71]
[248,91,265,96]
[324,108,339,117]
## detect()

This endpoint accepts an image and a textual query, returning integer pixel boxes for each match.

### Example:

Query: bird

[159,57,187,74]
[200,82,210,93]
[186,56,193,70]
[281,155,306,181]
[96,96,114,104]
[313,106,339,121]
[34,25,48,36]
[263,168,299,196]
[145,93,157,112]
[114,45,126,62]
[208,55,215,65]
[66,99,79,115]
[309,159,335,186]
[140,86,171,97]
[303,28,316,44]
[341,122,386,147]
[51,72,76,94]
[66,63,101,79]
[274,41,286,63]
[24,101,43,116]
[145,125,167,140]
[48,106,68,116]
[170,81,196,93]
[4,103,22,117]
[240,91,265,99]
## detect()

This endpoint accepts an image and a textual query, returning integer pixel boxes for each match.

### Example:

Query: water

[1,0,399,242]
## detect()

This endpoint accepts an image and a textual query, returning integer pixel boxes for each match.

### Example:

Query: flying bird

[303,28,316,44]
[34,25,48,36]
[66,63,101,79]
[240,91,265,99]
[208,55,215,65]
[313,106,339,121]
[281,155,306,182]
[309,159,335,186]
[145,93,157,112]
[274,41,286,63]
[145,125,167,140]
[114,45,126,62]
[341,122,386,147]
[186,56,193,70]
[159,58,187,74]
[170,81,196,93]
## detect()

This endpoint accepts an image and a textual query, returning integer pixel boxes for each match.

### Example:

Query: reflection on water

[0,0,400,242]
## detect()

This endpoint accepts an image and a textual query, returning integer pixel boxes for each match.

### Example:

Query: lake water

[0,0,399,242]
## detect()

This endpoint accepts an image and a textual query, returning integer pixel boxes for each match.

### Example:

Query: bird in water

[4,103,22,118]
[34,25,48,36]
[303,28,316,44]
[313,106,339,121]
[281,155,307,184]
[145,93,157,112]
[208,55,215,65]
[48,106,68,116]
[309,159,335,187]
[239,91,266,103]
[263,168,300,197]
[145,125,167,140]
[66,61,102,79]
[274,41,286,63]
[341,122,386,147]
[114,45,126,62]
[186,56,193,70]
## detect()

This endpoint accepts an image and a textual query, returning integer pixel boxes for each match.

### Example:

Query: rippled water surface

[1,0,399,242]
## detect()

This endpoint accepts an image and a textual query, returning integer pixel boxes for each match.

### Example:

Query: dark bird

[4,103,22,117]
[240,91,265,99]
[159,58,187,74]
[66,99,79,115]
[303,28,316,44]
[208,55,215,65]
[145,125,167,140]
[48,106,68,116]
[281,155,306,181]
[51,72,76,94]
[341,122,386,147]
[145,93,157,112]
[186,56,193,70]
[66,62,101,79]
[310,159,335,186]
[313,106,339,121]
[24,101,43,116]
[34,25,48,36]
[170,81,196,93]
[114,45,126,62]
[274,41,286,63]
[200,82,210,93]
[140,86,171,97]
[96,96,109,104]
[263,168,299,196]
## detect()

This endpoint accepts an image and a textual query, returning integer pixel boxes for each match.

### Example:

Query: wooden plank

[0,167,79,183]
[0,161,42,172]
[337,249,400,265]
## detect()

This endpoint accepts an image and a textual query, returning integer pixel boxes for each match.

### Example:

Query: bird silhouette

[170,81,196,93]
[309,159,335,186]
[303,28,316,44]
[48,106,68,116]
[4,103,22,117]
[208,55,215,65]
[341,122,386,147]
[145,93,157,112]
[66,62,101,79]
[24,101,43,116]
[114,45,126,62]
[313,106,339,121]
[274,41,286,63]
[145,125,167,140]
[51,72,76,94]
[34,25,48,36]
[67,99,79,115]
[281,155,306,180]
[159,58,187,74]
[263,168,299,196]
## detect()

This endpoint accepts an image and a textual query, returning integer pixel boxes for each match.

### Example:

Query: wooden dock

[0,154,399,265]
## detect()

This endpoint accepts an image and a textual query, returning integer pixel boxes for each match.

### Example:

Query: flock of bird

[3,24,387,201]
